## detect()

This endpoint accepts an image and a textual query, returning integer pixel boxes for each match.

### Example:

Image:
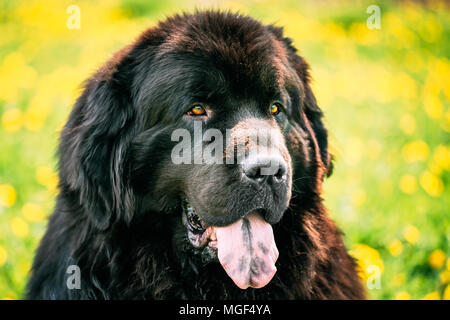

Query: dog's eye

[270,103,281,115]
[188,105,207,116]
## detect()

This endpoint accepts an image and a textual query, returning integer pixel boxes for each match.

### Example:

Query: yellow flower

[2,108,23,132]
[447,258,450,271]
[349,244,384,281]
[22,203,45,222]
[24,106,47,132]
[15,0,68,37]
[384,13,415,47]
[348,22,380,46]
[399,174,417,194]
[18,261,31,277]
[403,225,420,244]
[423,292,440,300]
[0,245,7,267]
[420,171,444,197]
[441,270,450,284]
[36,166,58,192]
[393,273,406,286]
[399,114,416,135]
[352,189,366,207]
[10,217,29,238]
[433,58,450,101]
[395,73,418,101]
[423,94,442,119]
[418,14,442,43]
[2,291,17,300]
[395,291,411,300]
[22,83,56,131]
[443,110,450,132]
[0,52,37,102]
[429,250,446,269]
[388,239,403,256]
[444,285,450,300]
[402,140,429,162]
[429,162,443,175]
[432,145,450,171]
[0,184,17,207]
[403,51,424,73]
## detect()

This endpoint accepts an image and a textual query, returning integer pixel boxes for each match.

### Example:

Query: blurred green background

[0,0,449,300]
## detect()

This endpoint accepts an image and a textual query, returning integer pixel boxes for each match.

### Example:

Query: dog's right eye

[187,105,207,116]
[270,103,281,116]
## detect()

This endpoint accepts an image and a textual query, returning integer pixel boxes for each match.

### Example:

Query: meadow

[0,0,448,300]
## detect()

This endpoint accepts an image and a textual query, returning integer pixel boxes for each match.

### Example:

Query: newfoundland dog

[26,11,365,299]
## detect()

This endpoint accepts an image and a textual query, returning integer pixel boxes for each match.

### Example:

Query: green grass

[0,0,449,300]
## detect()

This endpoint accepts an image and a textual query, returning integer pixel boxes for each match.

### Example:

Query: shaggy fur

[26,11,365,300]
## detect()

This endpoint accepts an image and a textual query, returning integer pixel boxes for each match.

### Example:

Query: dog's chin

[181,199,279,289]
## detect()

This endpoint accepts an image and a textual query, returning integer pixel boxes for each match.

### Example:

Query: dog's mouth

[181,200,279,289]
[181,200,216,248]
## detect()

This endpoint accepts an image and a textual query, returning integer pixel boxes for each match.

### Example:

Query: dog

[26,11,365,299]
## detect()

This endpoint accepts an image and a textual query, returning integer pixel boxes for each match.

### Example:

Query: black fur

[26,11,364,300]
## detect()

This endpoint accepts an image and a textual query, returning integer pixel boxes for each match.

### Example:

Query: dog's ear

[59,53,137,230]
[268,26,333,177]
[298,64,334,178]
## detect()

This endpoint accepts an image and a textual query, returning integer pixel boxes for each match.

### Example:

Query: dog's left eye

[270,103,281,115]
[187,105,207,116]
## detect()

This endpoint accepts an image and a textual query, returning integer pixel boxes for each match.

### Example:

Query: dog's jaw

[181,199,279,289]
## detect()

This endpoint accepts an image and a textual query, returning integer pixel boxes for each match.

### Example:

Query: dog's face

[61,12,331,290]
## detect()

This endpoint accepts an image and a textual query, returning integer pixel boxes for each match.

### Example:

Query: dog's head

[60,11,332,290]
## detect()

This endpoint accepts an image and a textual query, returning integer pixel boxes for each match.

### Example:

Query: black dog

[26,11,365,299]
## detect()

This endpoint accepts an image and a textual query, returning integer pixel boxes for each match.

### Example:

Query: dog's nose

[243,154,287,184]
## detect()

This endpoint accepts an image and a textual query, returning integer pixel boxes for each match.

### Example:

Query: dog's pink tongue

[213,212,278,289]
